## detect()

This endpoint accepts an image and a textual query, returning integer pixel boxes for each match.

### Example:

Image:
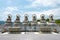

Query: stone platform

[0,33,60,40]
[8,27,21,34]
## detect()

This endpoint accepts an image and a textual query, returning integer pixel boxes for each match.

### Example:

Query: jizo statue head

[49,14,53,18]
[8,14,12,19]
[40,14,45,20]
[32,14,36,21]
[24,14,28,21]
[49,14,53,20]
[16,14,20,19]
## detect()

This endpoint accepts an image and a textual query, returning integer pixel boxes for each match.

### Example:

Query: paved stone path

[0,32,60,40]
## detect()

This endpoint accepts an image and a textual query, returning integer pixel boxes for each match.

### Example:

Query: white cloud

[32,0,54,6]
[26,0,60,8]
[24,8,60,19]
[0,7,18,21]
[0,7,60,21]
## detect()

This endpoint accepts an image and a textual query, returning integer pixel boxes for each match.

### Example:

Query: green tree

[46,18,49,22]
[37,20,40,22]
[55,19,60,25]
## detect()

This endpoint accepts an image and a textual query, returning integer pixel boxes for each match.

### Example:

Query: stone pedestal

[48,14,59,33]
[9,14,21,34]
[23,21,29,32]
[31,14,37,32]
[9,27,21,34]
[31,22,37,32]
[40,27,51,33]
[39,14,51,33]
[22,14,29,32]
[3,14,12,32]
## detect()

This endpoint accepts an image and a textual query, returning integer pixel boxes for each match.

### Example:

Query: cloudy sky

[0,0,60,21]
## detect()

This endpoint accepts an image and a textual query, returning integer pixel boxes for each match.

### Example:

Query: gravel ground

[0,32,60,40]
